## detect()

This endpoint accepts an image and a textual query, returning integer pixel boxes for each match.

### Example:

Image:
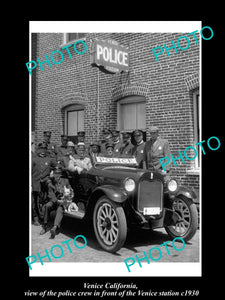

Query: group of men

[31,126,171,238]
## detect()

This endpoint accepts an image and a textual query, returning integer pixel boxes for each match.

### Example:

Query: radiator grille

[138,179,163,212]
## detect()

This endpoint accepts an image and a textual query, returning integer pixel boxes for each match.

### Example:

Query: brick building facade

[31,31,200,196]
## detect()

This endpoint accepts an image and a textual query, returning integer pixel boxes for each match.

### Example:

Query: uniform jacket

[143,137,171,171]
[32,155,56,192]
[121,142,134,155]
[48,177,71,203]
[100,139,113,154]
[46,142,57,158]
[113,140,124,154]
[132,141,145,168]
[56,145,69,160]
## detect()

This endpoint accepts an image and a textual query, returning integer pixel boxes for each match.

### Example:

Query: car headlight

[124,178,135,192]
[167,179,178,192]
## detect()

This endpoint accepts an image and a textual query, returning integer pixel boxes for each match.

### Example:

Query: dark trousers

[43,201,58,224]
[32,191,40,220]
[54,205,64,228]
[43,201,64,228]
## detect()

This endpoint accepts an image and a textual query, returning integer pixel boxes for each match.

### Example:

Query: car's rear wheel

[93,196,127,253]
[165,196,198,242]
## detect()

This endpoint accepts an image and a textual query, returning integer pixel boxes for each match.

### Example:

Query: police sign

[90,39,129,74]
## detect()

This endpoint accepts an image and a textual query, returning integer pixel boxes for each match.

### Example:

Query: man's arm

[86,158,93,171]
[47,184,58,203]
[163,140,171,171]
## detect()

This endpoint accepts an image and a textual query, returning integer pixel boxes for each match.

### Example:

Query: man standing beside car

[131,129,145,168]
[32,143,56,226]
[143,126,171,173]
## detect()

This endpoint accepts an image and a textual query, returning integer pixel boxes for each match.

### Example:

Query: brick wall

[32,32,200,197]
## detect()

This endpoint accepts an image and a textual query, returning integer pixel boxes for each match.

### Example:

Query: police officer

[98,141,120,157]
[121,132,134,155]
[56,134,68,161]
[100,129,113,155]
[43,131,57,158]
[112,130,124,154]
[32,143,56,225]
[143,126,171,172]
[58,140,76,169]
[75,131,89,155]
[89,140,101,163]
[132,129,145,168]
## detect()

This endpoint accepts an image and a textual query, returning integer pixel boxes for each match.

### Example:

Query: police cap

[102,129,112,135]
[37,142,47,149]
[105,141,114,149]
[43,131,51,137]
[90,140,101,147]
[122,131,131,139]
[112,130,120,137]
[133,129,143,136]
[77,131,85,137]
[61,134,68,139]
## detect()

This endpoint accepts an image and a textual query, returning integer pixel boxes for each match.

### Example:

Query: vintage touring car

[62,156,198,253]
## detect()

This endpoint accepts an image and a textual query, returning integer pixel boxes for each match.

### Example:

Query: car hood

[88,165,147,181]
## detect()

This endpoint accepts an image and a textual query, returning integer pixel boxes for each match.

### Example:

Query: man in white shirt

[68,142,92,174]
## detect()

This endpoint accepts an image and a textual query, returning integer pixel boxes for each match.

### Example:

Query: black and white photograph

[21,17,224,298]
[28,21,203,278]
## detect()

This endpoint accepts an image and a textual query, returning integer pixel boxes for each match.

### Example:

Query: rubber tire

[165,195,198,242]
[93,196,127,253]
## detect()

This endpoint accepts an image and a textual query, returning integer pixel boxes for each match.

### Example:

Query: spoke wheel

[93,196,127,253]
[165,196,198,242]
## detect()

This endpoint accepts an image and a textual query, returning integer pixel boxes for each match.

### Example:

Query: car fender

[175,186,197,200]
[92,185,128,204]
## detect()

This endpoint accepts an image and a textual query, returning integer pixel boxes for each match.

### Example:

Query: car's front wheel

[93,196,127,253]
[165,195,198,242]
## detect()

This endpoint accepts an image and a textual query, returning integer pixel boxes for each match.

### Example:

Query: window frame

[62,33,86,47]
[117,96,146,132]
[193,89,200,170]
[64,104,85,138]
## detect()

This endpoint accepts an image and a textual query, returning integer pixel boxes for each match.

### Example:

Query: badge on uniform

[158,146,162,150]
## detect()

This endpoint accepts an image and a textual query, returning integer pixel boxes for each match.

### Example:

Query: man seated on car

[121,131,134,156]
[89,140,101,164]
[67,142,92,174]
[57,140,76,170]
[40,164,78,238]
[98,140,121,158]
